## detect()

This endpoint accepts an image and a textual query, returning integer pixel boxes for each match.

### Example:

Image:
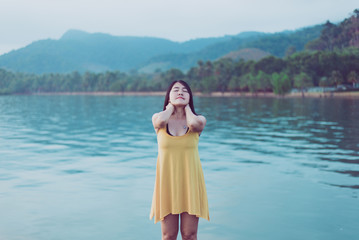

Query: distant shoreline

[12,91,359,98]
[22,91,359,98]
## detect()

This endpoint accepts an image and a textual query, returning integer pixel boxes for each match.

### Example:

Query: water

[0,95,358,240]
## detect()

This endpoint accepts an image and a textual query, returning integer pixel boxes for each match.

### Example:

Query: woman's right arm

[152,103,174,133]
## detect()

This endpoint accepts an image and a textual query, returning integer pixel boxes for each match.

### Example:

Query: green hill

[0,27,322,74]
[306,9,359,51]
[220,48,271,61]
[141,25,323,71]
[0,30,237,74]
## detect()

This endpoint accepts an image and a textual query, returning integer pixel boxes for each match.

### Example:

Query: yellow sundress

[149,126,210,223]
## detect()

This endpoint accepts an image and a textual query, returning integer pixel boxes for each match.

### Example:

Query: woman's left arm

[185,105,206,133]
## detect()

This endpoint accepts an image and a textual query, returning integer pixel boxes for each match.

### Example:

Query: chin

[172,102,188,107]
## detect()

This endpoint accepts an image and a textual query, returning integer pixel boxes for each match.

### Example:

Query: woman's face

[169,82,190,106]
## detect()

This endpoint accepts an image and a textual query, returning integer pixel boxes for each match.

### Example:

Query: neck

[172,106,185,119]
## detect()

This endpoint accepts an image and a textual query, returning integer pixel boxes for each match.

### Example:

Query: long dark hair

[163,80,197,115]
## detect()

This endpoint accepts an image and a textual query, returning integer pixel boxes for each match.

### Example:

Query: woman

[150,80,210,240]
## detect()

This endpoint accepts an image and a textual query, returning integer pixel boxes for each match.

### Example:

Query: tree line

[1,48,358,96]
[1,9,358,96]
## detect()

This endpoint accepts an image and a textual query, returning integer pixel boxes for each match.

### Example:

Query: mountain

[0,30,239,74]
[0,30,174,73]
[140,25,323,71]
[306,9,359,51]
[220,48,271,61]
[0,27,322,74]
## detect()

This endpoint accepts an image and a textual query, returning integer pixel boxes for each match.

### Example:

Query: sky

[0,0,358,55]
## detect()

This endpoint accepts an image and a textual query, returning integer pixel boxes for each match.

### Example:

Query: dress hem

[150,211,210,224]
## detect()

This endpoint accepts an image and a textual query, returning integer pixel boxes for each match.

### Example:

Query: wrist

[167,104,174,112]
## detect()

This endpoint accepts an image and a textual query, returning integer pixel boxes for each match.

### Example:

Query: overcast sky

[0,0,357,55]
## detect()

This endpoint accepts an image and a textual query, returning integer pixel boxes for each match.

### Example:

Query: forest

[0,9,358,96]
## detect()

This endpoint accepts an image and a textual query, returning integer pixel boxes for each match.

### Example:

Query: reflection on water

[0,95,358,240]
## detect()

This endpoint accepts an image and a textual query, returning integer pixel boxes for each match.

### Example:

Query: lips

[176,97,184,100]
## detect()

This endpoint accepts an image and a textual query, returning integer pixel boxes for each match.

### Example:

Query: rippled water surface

[0,95,358,240]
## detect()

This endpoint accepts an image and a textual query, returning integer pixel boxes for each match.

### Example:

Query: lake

[0,95,358,240]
